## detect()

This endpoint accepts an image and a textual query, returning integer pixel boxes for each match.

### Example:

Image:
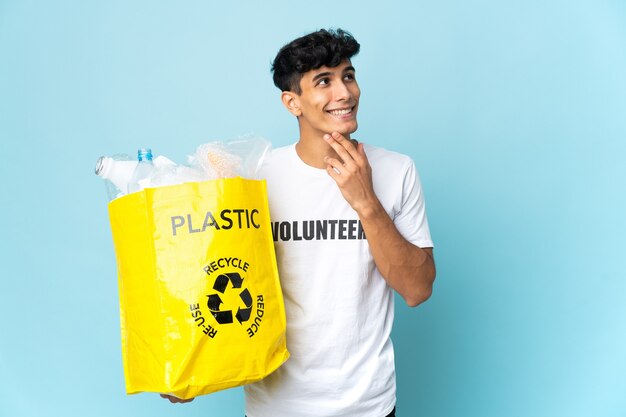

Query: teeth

[328,108,352,116]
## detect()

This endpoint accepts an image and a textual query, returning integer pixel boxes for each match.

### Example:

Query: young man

[163,28,435,416]
[245,28,436,416]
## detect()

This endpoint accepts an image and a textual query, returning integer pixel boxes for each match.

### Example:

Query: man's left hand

[160,394,195,403]
[323,131,379,214]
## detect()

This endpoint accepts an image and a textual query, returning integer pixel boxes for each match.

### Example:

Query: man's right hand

[160,393,195,403]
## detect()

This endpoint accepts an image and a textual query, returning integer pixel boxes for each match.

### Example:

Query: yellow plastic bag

[108,177,289,399]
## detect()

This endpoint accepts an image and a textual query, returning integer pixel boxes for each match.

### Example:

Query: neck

[296,135,350,169]
[295,130,351,169]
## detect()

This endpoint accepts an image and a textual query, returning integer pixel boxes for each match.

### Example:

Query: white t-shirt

[245,143,433,417]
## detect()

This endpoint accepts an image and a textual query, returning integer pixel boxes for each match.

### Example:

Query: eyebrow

[312,71,332,83]
[311,66,356,83]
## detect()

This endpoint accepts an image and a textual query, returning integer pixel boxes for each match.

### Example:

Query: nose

[333,80,352,102]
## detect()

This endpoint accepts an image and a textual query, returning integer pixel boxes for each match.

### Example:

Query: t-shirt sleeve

[393,160,434,248]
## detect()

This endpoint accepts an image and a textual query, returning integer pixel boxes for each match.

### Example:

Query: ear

[281,91,302,117]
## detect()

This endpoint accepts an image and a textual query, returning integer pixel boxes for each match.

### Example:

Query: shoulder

[258,144,294,176]
[263,144,294,162]
[363,143,415,174]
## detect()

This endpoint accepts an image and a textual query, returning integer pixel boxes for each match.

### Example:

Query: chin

[341,122,358,136]
[330,119,357,135]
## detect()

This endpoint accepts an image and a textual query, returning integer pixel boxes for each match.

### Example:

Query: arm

[323,132,436,307]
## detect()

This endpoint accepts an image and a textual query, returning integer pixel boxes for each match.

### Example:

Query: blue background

[1,1,625,416]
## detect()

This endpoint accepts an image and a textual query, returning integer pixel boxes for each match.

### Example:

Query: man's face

[292,59,360,138]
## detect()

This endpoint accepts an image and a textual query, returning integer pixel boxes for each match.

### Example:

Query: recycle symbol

[206,272,253,325]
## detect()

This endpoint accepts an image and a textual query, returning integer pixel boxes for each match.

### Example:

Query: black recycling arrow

[207,294,223,311]
[228,272,244,288]
[235,289,253,324]
[236,307,252,324]
[239,288,252,307]
[212,310,233,324]
[213,274,230,293]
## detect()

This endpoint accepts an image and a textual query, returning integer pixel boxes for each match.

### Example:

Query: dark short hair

[271,28,360,94]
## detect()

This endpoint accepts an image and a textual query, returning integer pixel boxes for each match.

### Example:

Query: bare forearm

[320,132,435,305]
[358,201,436,307]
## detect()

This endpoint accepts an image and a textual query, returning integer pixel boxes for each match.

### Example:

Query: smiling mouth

[327,106,356,116]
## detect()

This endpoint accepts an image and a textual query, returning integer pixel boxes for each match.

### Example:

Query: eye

[344,73,355,82]
[316,77,330,86]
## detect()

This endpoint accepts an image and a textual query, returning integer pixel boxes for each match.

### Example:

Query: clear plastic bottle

[127,148,155,193]
[95,154,138,200]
